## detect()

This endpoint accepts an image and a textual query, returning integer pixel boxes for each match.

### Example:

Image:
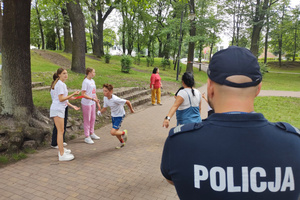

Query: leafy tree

[34,0,45,49]
[103,28,116,52]
[269,0,290,66]
[287,6,300,61]
[84,0,117,57]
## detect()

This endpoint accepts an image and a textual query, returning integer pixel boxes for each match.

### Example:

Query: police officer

[160,46,300,200]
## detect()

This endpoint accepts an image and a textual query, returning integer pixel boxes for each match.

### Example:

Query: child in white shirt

[99,84,134,149]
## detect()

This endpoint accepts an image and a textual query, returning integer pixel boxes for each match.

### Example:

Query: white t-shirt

[50,80,68,111]
[103,94,126,117]
[81,78,97,106]
[177,88,201,110]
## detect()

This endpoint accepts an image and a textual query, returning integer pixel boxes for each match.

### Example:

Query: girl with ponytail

[163,72,202,128]
[50,68,80,161]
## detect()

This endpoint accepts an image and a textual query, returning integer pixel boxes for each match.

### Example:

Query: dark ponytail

[182,72,195,96]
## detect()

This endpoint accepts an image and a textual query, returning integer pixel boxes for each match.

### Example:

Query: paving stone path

[0,84,299,200]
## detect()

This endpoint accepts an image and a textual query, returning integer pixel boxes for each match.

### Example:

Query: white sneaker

[51,142,67,149]
[122,130,128,143]
[115,143,125,149]
[90,133,100,140]
[84,137,94,144]
[64,148,71,154]
[58,152,74,161]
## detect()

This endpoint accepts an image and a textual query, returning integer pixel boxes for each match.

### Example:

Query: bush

[121,55,132,73]
[161,58,170,70]
[146,56,154,67]
[134,53,141,65]
[105,53,111,64]
[259,62,268,76]
[285,53,294,61]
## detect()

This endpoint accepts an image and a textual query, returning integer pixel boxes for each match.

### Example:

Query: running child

[98,84,134,149]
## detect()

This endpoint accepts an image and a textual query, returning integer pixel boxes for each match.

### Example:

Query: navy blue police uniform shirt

[161,113,300,200]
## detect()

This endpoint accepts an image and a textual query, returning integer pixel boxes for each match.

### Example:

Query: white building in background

[109,45,123,56]
[108,45,137,56]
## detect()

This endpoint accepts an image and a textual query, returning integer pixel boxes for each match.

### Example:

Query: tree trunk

[162,33,171,59]
[35,0,45,49]
[264,13,270,64]
[98,14,105,57]
[61,5,72,53]
[93,15,101,57]
[67,0,86,74]
[121,3,126,54]
[55,13,62,51]
[232,3,236,46]
[127,19,134,56]
[0,1,2,52]
[1,0,34,117]
[158,37,163,57]
[186,0,196,72]
[293,18,298,62]
[250,0,269,57]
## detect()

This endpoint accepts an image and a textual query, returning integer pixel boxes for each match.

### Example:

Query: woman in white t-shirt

[81,68,101,144]
[163,72,202,128]
[50,68,80,161]
[50,73,80,149]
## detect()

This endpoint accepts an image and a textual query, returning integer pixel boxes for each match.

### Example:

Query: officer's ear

[255,82,262,97]
[207,78,214,101]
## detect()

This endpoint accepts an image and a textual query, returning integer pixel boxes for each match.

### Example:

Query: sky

[290,0,300,8]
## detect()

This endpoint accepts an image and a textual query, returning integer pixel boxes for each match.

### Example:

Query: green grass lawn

[254,96,300,129]
[261,72,300,91]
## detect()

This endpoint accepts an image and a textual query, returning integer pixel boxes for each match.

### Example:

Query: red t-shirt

[150,74,161,89]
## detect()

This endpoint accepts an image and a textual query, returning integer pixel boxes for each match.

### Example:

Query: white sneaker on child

[122,130,128,143]
[51,142,67,149]
[115,143,125,149]
[85,137,94,144]
[58,152,74,161]
[64,148,71,154]
[90,133,100,140]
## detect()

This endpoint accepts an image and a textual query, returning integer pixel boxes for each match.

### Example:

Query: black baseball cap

[207,46,262,88]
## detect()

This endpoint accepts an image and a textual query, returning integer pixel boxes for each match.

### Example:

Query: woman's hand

[73,90,80,96]
[163,119,169,128]
[73,105,80,111]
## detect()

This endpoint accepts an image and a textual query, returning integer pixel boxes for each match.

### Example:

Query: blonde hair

[51,68,65,90]
[103,83,113,91]
[84,68,94,79]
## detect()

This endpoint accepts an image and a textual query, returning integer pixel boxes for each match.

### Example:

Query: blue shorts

[112,115,125,130]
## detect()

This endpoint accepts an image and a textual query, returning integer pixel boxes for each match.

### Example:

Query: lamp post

[176,3,195,81]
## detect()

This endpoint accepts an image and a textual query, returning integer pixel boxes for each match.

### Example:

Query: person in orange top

[150,67,162,105]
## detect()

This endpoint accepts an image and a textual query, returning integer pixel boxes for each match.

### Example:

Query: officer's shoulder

[271,122,300,137]
[169,122,205,137]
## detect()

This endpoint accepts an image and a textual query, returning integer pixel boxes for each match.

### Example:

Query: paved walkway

[0,84,299,200]
[0,85,208,200]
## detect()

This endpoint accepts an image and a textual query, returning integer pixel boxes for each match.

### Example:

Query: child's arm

[67,101,80,111]
[201,93,208,103]
[99,107,107,114]
[126,100,134,113]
